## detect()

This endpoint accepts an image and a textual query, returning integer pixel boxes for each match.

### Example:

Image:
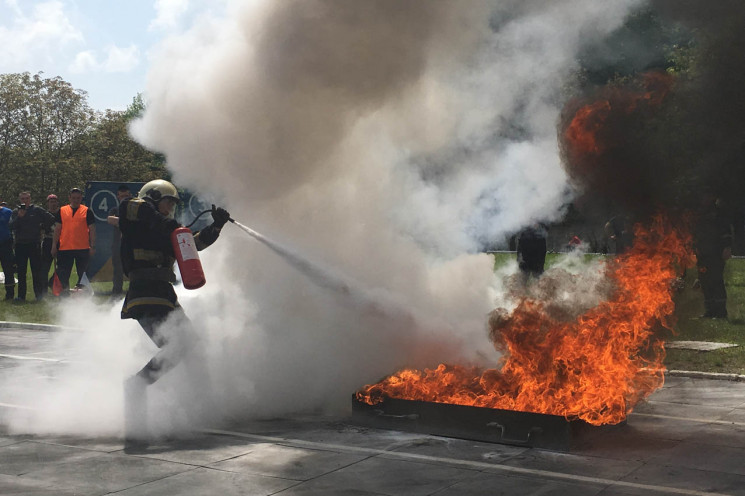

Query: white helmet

[139,179,180,203]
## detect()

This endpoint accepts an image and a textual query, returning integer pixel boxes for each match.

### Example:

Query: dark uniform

[604,215,633,255]
[119,196,227,383]
[120,182,230,444]
[108,204,125,295]
[693,199,732,319]
[517,223,548,280]
[40,211,57,295]
[0,206,14,300]
[11,204,54,301]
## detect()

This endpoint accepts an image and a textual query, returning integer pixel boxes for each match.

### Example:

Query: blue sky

[0,0,224,111]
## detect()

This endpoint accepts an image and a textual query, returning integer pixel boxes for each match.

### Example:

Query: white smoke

[0,302,149,436]
[1,0,645,437]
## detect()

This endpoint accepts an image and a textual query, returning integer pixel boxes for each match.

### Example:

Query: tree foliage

[85,106,166,183]
[0,72,166,204]
[561,3,745,251]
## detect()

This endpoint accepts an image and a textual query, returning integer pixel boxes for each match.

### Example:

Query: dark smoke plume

[653,0,745,205]
[560,1,745,225]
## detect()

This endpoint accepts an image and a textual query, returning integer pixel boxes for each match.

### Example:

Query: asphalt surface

[1,323,745,496]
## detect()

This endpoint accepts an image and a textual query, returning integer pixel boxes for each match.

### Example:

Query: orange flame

[356,215,693,425]
[563,70,674,163]
[564,100,612,155]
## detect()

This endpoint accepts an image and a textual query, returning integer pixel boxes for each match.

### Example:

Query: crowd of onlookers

[0,186,129,303]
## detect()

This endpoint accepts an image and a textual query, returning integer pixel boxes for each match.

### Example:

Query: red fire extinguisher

[171,226,206,290]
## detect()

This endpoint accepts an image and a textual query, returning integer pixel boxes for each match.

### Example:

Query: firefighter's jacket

[118,197,220,319]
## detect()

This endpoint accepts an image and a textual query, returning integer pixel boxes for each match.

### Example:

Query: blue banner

[83,181,211,281]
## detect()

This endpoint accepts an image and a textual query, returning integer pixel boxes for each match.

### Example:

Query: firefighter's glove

[211,206,231,229]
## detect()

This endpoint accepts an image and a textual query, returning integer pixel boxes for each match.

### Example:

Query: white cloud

[4,0,21,16]
[68,44,140,74]
[69,50,97,73]
[149,0,189,31]
[103,44,140,72]
[0,0,83,68]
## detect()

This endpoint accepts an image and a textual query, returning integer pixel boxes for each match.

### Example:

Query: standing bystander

[693,191,733,319]
[0,200,14,300]
[10,192,54,302]
[40,194,60,295]
[604,215,633,255]
[51,188,96,293]
[516,222,548,283]
[106,185,132,296]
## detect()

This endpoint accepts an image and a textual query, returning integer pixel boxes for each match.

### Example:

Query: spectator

[106,185,132,296]
[567,235,583,251]
[604,215,633,255]
[693,192,732,319]
[0,200,14,300]
[10,192,53,302]
[516,223,548,282]
[40,194,60,296]
[51,188,96,294]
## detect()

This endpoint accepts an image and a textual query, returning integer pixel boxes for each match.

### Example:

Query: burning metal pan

[351,395,620,451]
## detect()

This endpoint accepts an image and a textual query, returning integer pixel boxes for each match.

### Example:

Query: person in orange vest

[51,187,96,294]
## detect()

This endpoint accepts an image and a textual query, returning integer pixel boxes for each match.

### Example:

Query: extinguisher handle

[185,205,235,229]
[211,204,235,224]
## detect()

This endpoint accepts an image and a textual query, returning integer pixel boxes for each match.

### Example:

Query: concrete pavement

[1,324,745,495]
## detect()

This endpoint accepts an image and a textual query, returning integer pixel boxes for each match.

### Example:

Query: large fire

[356,216,693,425]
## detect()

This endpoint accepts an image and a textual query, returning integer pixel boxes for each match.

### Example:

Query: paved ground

[1,324,745,495]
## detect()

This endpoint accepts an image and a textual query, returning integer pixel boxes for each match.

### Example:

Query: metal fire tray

[352,395,581,451]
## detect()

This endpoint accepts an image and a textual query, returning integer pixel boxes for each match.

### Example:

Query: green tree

[0,73,29,199]
[0,75,167,203]
[123,93,146,121]
[86,103,166,183]
[0,72,95,200]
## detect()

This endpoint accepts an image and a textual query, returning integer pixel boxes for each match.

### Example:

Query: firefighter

[120,179,230,442]
[693,192,732,319]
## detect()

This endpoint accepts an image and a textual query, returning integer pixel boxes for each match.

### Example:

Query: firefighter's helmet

[139,179,180,203]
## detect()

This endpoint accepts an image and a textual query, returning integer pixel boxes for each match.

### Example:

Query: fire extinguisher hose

[186,205,235,229]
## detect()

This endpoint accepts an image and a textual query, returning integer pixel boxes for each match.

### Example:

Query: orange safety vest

[59,205,90,250]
